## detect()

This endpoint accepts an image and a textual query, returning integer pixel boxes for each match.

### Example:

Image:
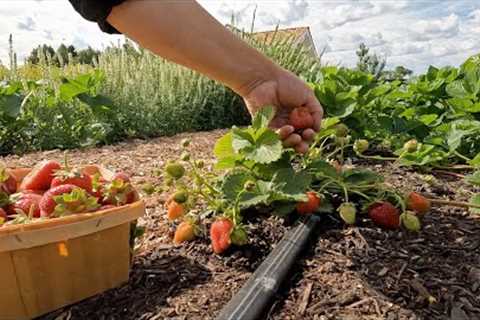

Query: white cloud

[0,0,478,74]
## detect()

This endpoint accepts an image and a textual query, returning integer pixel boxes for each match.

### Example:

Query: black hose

[216,215,321,320]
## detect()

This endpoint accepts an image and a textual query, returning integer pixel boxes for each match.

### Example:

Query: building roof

[251,26,311,43]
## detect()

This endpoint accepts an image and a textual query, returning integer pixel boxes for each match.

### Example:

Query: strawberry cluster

[0,159,139,227]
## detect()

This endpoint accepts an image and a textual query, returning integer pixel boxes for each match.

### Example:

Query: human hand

[243,69,323,153]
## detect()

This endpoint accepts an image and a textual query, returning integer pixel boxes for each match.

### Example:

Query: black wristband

[69,0,126,34]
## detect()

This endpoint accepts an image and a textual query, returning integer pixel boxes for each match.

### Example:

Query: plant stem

[453,151,471,162]
[356,152,397,161]
[428,198,480,210]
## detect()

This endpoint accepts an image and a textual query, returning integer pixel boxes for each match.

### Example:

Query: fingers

[294,141,309,154]
[302,128,315,142]
[305,95,324,132]
[276,125,294,140]
[282,133,302,148]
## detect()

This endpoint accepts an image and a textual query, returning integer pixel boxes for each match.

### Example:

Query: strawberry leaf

[214,132,235,160]
[466,171,480,186]
[469,194,480,214]
[251,105,275,130]
[220,171,253,202]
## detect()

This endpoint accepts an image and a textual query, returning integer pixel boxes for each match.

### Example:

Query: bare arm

[107,0,323,153]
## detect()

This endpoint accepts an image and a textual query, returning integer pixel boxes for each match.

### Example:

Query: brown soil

[2,131,479,320]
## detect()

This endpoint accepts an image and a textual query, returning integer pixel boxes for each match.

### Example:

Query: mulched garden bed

[2,131,479,320]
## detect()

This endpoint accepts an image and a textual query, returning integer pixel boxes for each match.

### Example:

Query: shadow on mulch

[268,210,480,320]
[39,249,211,320]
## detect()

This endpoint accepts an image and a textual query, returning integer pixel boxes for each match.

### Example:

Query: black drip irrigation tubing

[216,214,321,320]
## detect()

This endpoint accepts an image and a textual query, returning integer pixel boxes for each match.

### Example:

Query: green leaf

[306,159,339,178]
[465,171,480,186]
[252,105,275,130]
[232,127,255,152]
[239,192,270,208]
[342,169,383,185]
[419,114,438,125]
[0,94,22,118]
[321,117,340,129]
[469,194,480,214]
[446,80,471,99]
[469,153,480,167]
[220,171,252,201]
[59,81,88,101]
[214,156,240,170]
[214,132,235,159]
[271,202,296,217]
[272,168,311,198]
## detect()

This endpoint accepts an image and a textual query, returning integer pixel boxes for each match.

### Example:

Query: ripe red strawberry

[40,184,99,217]
[19,160,61,191]
[102,172,138,206]
[51,157,93,193]
[289,107,314,129]
[406,192,431,215]
[368,202,400,229]
[296,192,321,214]
[210,218,234,254]
[7,193,42,218]
[0,167,17,195]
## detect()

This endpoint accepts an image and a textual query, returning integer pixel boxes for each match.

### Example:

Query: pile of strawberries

[0,159,139,226]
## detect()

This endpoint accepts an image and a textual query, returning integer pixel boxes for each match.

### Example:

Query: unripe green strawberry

[404,139,418,153]
[142,182,155,195]
[334,124,349,137]
[335,136,350,147]
[230,226,248,246]
[338,202,356,225]
[173,190,188,203]
[380,139,392,150]
[181,138,191,148]
[165,163,185,180]
[400,211,421,232]
[180,152,190,161]
[353,139,369,154]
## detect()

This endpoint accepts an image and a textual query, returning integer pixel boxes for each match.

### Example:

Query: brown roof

[251,26,310,43]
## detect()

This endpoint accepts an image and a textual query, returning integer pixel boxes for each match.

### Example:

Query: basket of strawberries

[0,159,145,320]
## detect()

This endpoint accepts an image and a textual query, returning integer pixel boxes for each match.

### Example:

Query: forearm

[107,0,281,96]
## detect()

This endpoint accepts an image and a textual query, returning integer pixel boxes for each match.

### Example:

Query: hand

[243,69,323,153]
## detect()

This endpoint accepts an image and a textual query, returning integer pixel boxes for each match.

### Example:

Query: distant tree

[77,47,101,65]
[27,44,56,65]
[356,43,386,79]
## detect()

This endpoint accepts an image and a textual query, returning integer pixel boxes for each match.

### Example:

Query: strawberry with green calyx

[353,139,369,154]
[289,107,314,130]
[368,201,400,230]
[165,162,185,180]
[296,191,321,214]
[334,123,349,137]
[406,192,431,215]
[400,211,421,232]
[7,192,42,218]
[19,160,62,191]
[91,173,106,199]
[210,218,234,254]
[243,180,256,192]
[167,201,185,221]
[338,202,356,225]
[174,220,197,244]
[51,154,93,193]
[0,166,17,195]
[102,172,139,206]
[404,139,418,153]
[40,184,100,217]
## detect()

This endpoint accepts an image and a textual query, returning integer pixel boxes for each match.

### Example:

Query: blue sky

[0,0,479,73]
